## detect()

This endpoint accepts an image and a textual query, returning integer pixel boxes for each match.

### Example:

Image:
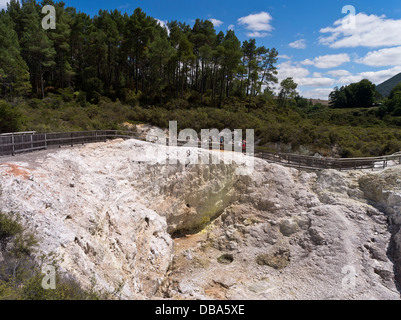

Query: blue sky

[3,0,401,99]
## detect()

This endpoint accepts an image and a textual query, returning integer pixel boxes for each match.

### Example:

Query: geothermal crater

[0,138,400,299]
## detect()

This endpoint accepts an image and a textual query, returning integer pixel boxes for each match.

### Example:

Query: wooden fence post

[12,134,15,156]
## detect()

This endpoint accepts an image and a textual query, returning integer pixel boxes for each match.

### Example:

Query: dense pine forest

[1,0,401,158]
[0,0,279,104]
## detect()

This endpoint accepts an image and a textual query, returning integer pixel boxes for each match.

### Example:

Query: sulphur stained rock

[255,247,290,269]
[279,219,299,236]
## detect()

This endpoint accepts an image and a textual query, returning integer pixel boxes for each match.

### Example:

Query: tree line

[376,83,401,118]
[328,79,377,109]
[0,0,279,107]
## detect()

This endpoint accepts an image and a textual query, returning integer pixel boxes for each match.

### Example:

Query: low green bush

[7,93,401,158]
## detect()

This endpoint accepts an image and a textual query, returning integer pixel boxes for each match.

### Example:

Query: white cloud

[299,78,335,87]
[156,19,167,27]
[319,13,401,48]
[356,46,401,67]
[337,75,363,85]
[118,3,130,9]
[301,59,314,66]
[288,39,306,49]
[237,11,273,37]
[277,61,310,82]
[208,18,223,28]
[326,70,352,77]
[156,19,170,36]
[0,0,9,9]
[276,61,338,98]
[227,24,234,31]
[301,53,350,69]
[301,88,333,100]
[336,66,401,86]
[246,31,269,38]
[275,58,401,99]
[278,54,292,60]
[277,61,334,86]
[359,66,401,84]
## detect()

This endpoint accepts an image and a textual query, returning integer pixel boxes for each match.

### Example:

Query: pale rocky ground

[0,138,400,300]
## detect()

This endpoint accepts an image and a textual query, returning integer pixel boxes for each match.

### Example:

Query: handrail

[0,130,399,171]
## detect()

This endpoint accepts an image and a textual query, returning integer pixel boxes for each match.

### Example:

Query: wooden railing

[0,130,137,156]
[0,130,400,171]
[253,150,401,171]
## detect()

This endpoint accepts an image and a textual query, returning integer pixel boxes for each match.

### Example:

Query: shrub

[0,212,24,251]
[0,101,22,133]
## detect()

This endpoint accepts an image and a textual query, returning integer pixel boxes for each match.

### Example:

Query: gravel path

[0,145,87,169]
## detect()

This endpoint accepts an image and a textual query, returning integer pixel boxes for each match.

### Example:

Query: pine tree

[45,0,74,89]
[20,0,55,98]
[242,39,257,96]
[278,77,298,108]
[149,32,174,104]
[224,30,242,92]
[0,11,31,99]
[69,11,91,91]
[0,0,281,104]
[124,8,157,94]
[6,0,23,39]
[257,47,278,95]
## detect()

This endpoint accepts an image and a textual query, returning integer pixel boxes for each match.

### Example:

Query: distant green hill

[376,72,401,97]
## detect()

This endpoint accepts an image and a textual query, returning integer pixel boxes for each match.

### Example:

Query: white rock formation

[0,138,400,300]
